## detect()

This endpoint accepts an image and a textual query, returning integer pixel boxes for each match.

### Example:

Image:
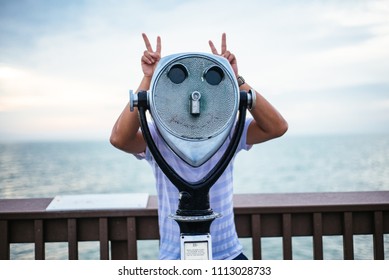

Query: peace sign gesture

[209,33,238,77]
[141,33,161,77]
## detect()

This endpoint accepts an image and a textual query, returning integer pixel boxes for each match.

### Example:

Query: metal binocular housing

[130,53,255,258]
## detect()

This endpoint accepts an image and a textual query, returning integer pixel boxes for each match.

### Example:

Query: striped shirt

[135,118,253,259]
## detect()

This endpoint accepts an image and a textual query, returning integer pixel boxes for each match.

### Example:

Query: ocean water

[1,134,388,259]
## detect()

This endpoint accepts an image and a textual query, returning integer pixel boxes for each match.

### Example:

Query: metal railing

[1,191,388,260]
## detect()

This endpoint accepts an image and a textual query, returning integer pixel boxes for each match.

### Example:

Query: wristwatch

[237,75,245,87]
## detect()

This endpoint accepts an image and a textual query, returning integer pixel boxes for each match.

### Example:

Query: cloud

[0,0,388,140]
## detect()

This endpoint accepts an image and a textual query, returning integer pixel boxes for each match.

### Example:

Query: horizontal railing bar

[2,192,389,216]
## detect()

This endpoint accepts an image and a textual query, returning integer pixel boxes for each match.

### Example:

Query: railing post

[99,218,109,260]
[313,213,323,260]
[0,220,9,260]
[373,211,384,260]
[111,241,127,259]
[343,212,354,260]
[34,219,45,260]
[251,214,262,260]
[127,217,137,260]
[282,214,292,260]
[67,219,78,260]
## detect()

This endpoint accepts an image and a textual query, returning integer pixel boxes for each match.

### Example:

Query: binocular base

[170,212,221,260]
[180,234,212,260]
[169,212,221,222]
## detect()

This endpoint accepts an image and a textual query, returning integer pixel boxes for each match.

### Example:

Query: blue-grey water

[1,134,388,259]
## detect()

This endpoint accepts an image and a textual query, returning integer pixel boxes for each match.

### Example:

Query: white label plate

[46,193,149,211]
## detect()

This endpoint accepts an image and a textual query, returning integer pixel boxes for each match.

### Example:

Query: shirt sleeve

[133,151,146,160]
[132,122,158,161]
[238,117,254,152]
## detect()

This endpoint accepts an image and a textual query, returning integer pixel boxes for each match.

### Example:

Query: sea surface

[1,134,388,260]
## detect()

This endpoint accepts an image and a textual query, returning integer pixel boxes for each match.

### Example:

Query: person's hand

[141,33,161,77]
[209,33,238,77]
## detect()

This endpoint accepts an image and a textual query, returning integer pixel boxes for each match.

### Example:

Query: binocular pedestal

[170,190,221,260]
[171,212,221,260]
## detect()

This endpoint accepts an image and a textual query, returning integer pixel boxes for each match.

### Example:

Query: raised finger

[156,36,161,54]
[142,33,153,52]
[208,40,219,55]
[221,33,227,54]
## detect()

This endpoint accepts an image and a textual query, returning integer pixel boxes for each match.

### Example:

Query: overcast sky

[0,0,388,140]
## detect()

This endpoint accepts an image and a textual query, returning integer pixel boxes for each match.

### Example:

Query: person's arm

[209,33,288,145]
[239,82,288,144]
[110,33,161,154]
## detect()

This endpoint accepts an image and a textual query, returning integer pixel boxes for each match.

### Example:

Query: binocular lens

[204,66,224,85]
[168,64,188,84]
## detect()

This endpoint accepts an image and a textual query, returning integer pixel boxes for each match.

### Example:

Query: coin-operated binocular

[130,53,255,260]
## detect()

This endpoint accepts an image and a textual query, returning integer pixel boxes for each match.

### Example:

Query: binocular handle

[134,90,249,194]
[130,89,255,111]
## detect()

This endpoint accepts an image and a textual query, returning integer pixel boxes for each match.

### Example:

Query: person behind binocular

[111,33,288,260]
